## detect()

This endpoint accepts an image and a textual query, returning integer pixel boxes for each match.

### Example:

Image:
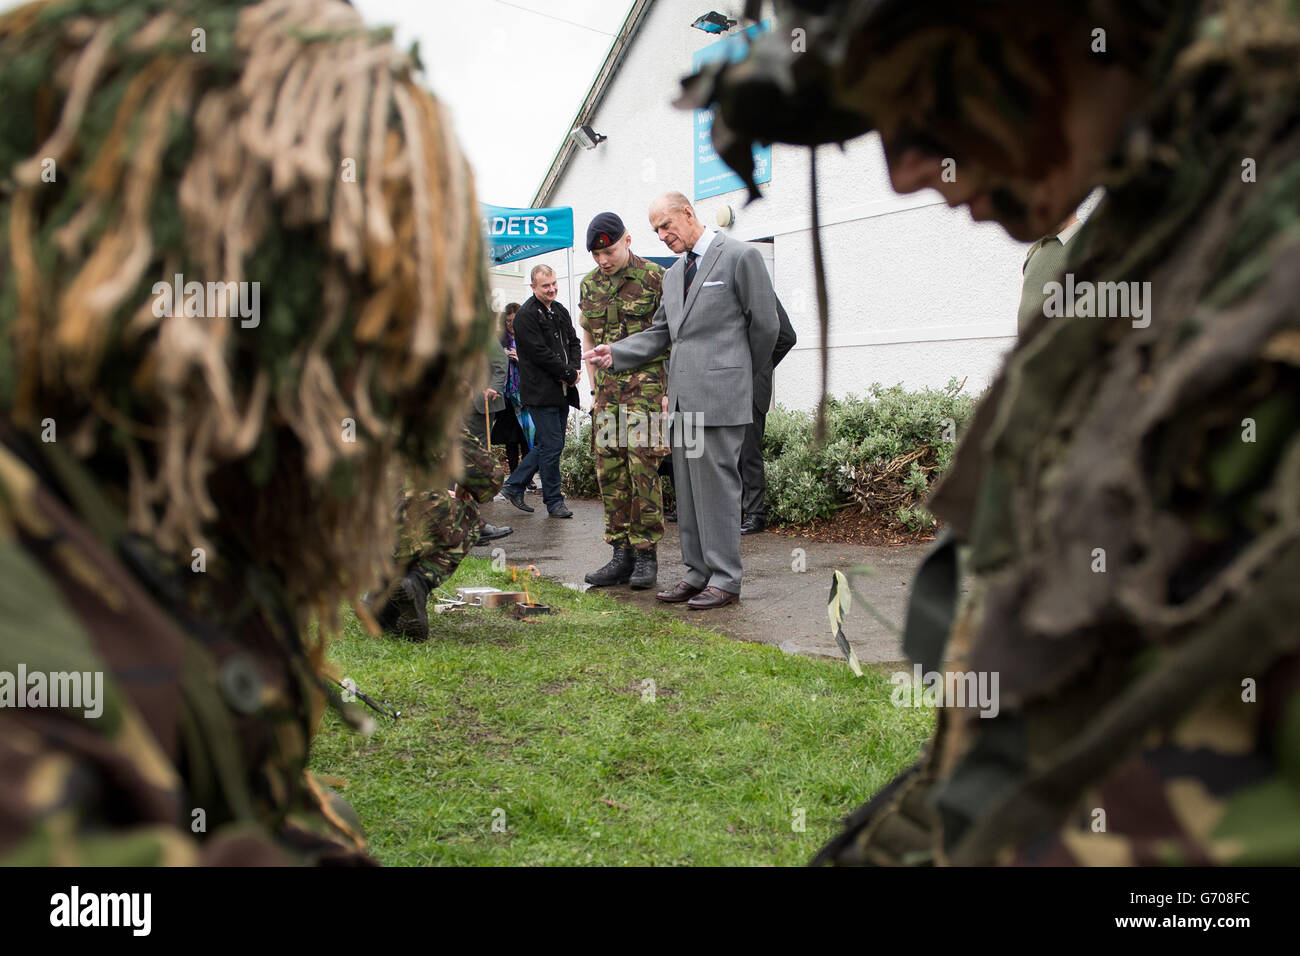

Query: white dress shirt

[688,229,717,261]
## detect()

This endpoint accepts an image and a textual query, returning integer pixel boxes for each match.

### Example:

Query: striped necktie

[682,251,698,302]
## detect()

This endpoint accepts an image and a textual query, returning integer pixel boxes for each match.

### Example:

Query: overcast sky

[356,0,636,206]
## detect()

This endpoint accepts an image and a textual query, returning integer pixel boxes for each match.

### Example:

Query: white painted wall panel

[537,0,1030,408]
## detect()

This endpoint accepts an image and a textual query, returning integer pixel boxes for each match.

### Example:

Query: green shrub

[561,378,976,532]
[661,465,676,513]
[896,505,938,533]
[767,444,838,524]
[560,416,600,498]
[761,405,806,459]
[764,378,976,528]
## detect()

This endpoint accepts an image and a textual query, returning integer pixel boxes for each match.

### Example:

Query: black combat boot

[585,545,634,587]
[629,547,658,590]
[372,570,430,640]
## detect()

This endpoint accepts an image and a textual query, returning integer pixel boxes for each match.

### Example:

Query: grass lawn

[311,557,933,865]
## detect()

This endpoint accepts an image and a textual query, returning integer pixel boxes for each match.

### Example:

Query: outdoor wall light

[691,12,736,33]
[570,124,607,150]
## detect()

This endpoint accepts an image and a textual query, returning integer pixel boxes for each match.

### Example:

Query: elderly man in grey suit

[585,191,779,609]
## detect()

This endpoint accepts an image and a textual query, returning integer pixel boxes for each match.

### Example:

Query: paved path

[477,495,926,664]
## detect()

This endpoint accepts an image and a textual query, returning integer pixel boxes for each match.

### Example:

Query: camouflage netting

[0,0,492,627]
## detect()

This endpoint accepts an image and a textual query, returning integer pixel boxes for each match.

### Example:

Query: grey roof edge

[530,0,658,208]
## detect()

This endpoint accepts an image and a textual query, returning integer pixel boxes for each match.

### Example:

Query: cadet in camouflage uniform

[370,429,507,640]
[0,0,492,864]
[579,213,669,590]
[684,0,1300,865]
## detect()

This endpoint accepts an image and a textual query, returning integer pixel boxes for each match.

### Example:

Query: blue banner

[482,204,574,264]
[692,21,773,201]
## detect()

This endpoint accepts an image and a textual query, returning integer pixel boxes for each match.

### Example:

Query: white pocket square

[702,280,726,287]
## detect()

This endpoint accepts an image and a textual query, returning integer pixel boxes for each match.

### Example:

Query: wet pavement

[476,494,927,664]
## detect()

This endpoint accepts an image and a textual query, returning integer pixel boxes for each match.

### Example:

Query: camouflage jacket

[0,432,375,865]
[580,254,667,407]
[393,428,504,569]
[823,3,1300,866]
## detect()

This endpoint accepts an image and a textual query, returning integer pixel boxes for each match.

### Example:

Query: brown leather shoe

[656,580,705,603]
[686,586,740,609]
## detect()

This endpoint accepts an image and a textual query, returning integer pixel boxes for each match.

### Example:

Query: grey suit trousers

[673,418,746,593]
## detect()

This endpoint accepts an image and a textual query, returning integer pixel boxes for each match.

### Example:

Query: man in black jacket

[499,264,581,518]
[740,298,797,534]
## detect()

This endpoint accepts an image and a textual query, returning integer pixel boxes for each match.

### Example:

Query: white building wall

[487,263,531,315]
[533,0,1028,411]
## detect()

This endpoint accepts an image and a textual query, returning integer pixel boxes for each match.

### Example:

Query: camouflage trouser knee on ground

[396,489,482,591]
[375,489,483,637]
[375,429,503,636]
[396,426,503,588]
[593,401,668,549]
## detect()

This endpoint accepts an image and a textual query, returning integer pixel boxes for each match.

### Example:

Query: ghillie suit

[0,0,492,864]
[683,0,1300,864]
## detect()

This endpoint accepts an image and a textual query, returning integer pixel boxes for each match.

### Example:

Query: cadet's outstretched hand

[584,345,613,369]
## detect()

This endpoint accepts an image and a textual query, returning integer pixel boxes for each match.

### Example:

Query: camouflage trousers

[375,430,506,637]
[393,427,506,589]
[393,489,482,593]
[593,400,669,549]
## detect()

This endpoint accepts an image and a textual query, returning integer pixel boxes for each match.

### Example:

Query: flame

[524,581,531,605]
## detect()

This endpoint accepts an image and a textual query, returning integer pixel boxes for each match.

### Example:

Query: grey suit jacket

[610,232,780,428]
